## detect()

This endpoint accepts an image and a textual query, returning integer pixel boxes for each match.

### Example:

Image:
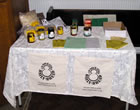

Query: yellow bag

[106,40,128,49]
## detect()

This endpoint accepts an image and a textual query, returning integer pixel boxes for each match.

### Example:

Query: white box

[103,22,127,38]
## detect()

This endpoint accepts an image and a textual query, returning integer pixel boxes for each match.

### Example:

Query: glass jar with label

[27,32,35,43]
[84,27,92,37]
[37,29,45,40]
[70,25,77,36]
[57,26,63,35]
[36,26,46,40]
[48,27,55,39]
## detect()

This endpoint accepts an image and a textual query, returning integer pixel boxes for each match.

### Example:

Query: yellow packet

[53,39,66,48]
[106,40,128,49]
[30,21,40,27]
[111,36,127,42]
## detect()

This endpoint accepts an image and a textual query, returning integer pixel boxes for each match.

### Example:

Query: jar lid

[84,27,91,30]
[48,27,54,31]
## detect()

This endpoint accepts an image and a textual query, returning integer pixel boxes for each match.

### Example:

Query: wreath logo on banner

[39,63,55,81]
[85,67,102,85]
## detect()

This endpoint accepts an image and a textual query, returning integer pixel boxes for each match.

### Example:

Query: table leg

[18,95,22,107]
[125,103,129,110]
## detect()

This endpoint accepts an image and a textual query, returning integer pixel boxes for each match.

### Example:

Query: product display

[21,15,128,50]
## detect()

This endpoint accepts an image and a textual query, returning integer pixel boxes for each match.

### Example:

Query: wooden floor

[28,88,140,110]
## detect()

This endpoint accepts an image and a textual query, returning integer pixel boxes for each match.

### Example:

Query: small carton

[103,22,127,38]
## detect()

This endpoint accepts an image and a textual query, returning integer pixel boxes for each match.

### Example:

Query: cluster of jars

[70,19,92,37]
[38,26,64,39]
[26,25,64,43]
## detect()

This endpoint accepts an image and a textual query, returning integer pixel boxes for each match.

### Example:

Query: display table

[3,27,138,108]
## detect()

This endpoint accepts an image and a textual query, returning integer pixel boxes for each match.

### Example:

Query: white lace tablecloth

[3,27,138,107]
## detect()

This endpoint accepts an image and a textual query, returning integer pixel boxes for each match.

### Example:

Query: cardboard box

[103,22,127,38]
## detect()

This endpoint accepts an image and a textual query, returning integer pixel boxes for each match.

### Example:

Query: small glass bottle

[70,25,77,36]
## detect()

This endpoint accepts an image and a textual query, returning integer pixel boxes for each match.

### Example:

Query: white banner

[28,53,67,93]
[72,57,114,98]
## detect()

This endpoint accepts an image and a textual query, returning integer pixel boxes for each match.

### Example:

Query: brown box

[103,22,125,30]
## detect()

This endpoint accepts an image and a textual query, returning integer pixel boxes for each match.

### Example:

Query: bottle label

[39,33,45,40]
[49,32,55,38]
[72,29,77,35]
[29,36,35,42]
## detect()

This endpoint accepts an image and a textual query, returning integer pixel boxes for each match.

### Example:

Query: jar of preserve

[84,27,92,37]
[37,28,45,40]
[48,27,55,39]
[27,32,35,43]
[57,26,63,35]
